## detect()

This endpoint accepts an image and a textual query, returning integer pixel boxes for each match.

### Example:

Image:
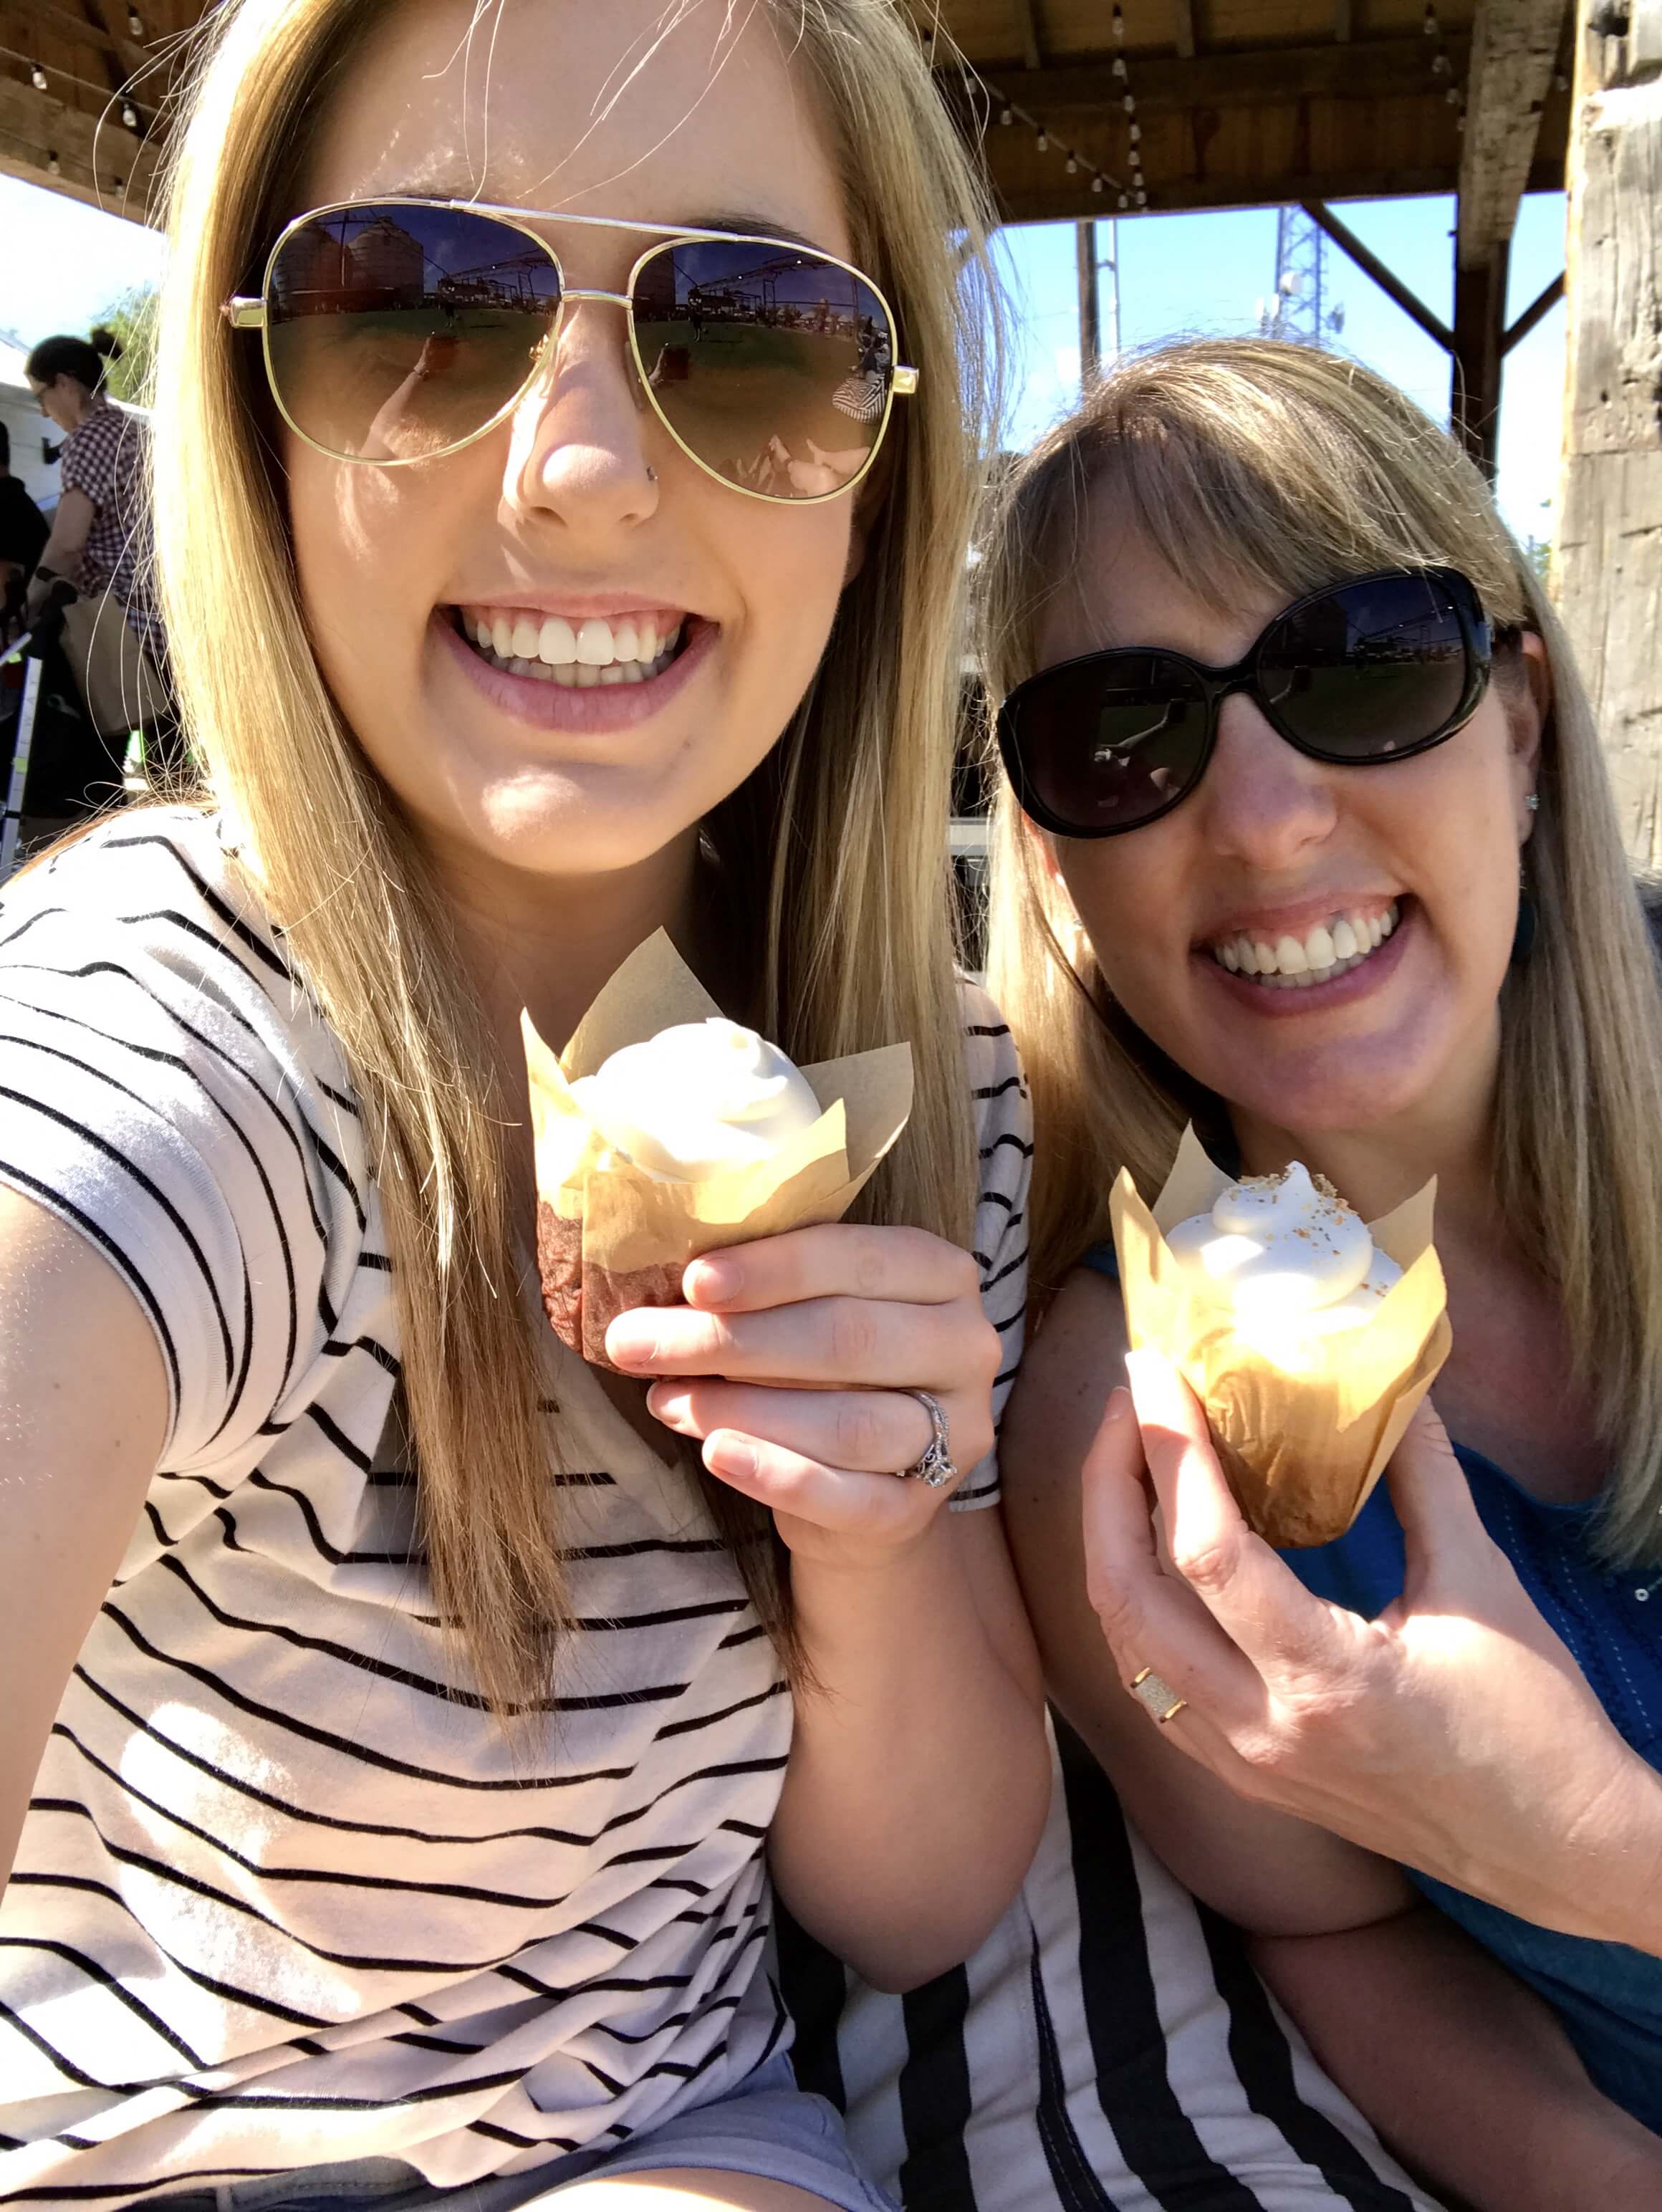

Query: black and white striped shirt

[0,808,1030,2208]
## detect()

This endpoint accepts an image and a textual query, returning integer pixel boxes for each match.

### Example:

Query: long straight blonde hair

[984,339,1662,1569]
[150,0,999,1708]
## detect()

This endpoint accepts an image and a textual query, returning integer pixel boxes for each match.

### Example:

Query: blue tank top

[1080,1240,1662,2130]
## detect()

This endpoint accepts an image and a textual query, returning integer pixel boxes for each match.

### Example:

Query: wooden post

[1556,0,1662,867]
[1451,237,1511,481]
[1077,219,1101,385]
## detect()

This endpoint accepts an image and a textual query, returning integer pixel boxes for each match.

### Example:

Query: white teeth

[612,619,640,663]
[511,617,541,660]
[1213,902,1401,986]
[598,665,625,686]
[575,663,599,688]
[638,617,659,662]
[491,615,514,659]
[576,618,613,666]
[552,663,577,687]
[539,615,578,665]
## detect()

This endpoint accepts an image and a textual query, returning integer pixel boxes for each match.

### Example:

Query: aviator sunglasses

[996,567,1496,839]
[225,197,917,502]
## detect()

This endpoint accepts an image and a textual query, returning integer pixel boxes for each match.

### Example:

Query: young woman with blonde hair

[0,3,1050,2204]
[986,340,1662,2206]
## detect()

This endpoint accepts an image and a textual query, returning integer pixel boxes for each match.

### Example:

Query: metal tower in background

[1259,206,1345,346]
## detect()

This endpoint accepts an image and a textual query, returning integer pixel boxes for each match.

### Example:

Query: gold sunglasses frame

[224,196,919,506]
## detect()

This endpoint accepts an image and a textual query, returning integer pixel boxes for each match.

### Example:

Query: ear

[1510,632,1550,843]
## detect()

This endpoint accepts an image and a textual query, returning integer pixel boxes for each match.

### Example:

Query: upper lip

[446,591,700,621]
[1193,892,1403,948]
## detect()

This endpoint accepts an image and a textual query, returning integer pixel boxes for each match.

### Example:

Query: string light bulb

[120,101,138,128]
[1112,3,1125,39]
[47,148,59,174]
[1092,174,1105,193]
[1423,1,1437,32]
[1129,120,1141,141]
[1112,54,1127,78]
[1118,191,1130,209]
[1123,91,1135,113]
[1036,130,1048,150]
[128,6,143,32]
[1066,153,1078,173]
[1000,105,1013,124]
[1134,188,1147,206]
[31,62,47,90]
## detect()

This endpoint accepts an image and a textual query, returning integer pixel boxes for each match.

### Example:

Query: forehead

[1038,490,1286,666]
[302,0,852,258]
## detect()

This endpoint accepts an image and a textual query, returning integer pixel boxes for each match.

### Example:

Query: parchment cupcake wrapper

[524,931,914,1371]
[1109,1123,1453,1548]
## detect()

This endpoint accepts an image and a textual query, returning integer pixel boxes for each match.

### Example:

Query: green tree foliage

[93,284,160,407]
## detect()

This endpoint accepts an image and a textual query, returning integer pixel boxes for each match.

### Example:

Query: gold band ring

[1129,1667,1188,1725]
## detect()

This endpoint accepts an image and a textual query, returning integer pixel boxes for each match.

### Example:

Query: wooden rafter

[1173,2,1196,59]
[949,36,1473,114]
[1335,0,1355,37]
[1457,0,1568,264]
[1300,199,1454,350]
[1010,0,1042,72]
[0,72,160,219]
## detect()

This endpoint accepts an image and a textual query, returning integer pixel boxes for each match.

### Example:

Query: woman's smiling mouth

[1199,897,1413,1013]
[436,602,713,732]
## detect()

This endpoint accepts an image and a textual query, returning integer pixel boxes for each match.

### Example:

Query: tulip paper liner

[524,931,914,1370]
[1109,1125,1453,1548]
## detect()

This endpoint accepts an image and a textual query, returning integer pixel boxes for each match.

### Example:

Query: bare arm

[1002,1266,1408,1932]
[770,1501,1048,1990]
[1254,1909,1662,2212]
[0,1186,165,1895]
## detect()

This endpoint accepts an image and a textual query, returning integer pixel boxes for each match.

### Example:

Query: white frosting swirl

[570,1017,822,1180]
[1165,1160,1401,1330]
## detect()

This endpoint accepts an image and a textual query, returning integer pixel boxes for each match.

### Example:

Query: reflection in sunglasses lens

[266,205,560,461]
[1024,653,1208,832]
[1264,575,1468,760]
[630,240,892,498]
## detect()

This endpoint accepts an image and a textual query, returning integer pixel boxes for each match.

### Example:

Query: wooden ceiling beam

[86,0,158,82]
[986,152,1565,224]
[1335,0,1355,37]
[0,72,160,222]
[1010,0,1043,72]
[1173,2,1196,59]
[1456,0,1567,264]
[948,34,1474,115]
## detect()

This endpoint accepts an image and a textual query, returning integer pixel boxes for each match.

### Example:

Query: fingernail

[1104,1387,1130,1423]
[706,1432,756,1478]
[686,1256,738,1304]
[646,1383,690,1425]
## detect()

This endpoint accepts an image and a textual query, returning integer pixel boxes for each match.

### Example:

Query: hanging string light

[31,61,48,90]
[47,148,59,175]
[128,6,144,32]
[959,44,1140,210]
[121,101,138,128]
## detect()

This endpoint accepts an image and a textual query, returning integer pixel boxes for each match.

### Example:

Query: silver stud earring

[1524,792,1539,812]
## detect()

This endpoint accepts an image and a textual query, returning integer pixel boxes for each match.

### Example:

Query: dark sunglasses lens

[1259,573,1471,760]
[631,241,895,497]
[265,206,559,461]
[1007,654,1211,834]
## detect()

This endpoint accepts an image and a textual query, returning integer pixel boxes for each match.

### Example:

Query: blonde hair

[150,0,999,1708]
[984,338,1662,1568]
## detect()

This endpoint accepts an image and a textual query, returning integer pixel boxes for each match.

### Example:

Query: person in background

[23,327,164,668]
[0,421,49,627]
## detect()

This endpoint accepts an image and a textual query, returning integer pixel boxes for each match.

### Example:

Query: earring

[1524,792,1539,813]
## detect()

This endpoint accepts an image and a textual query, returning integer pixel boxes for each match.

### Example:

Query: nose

[504,301,660,535]
[1196,691,1338,870]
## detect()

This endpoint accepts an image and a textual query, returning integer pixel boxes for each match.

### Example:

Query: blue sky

[0,170,1564,544]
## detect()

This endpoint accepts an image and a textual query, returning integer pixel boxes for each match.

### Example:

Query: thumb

[1384,1396,1490,1592]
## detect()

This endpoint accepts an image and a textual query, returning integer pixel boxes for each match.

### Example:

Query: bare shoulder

[1001,1264,1127,1504]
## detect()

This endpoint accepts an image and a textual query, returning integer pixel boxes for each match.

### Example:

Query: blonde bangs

[985,339,1662,1569]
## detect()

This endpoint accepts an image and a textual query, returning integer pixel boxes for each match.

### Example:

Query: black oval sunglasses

[996,567,1495,840]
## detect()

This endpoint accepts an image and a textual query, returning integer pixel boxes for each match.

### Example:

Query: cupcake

[524,931,912,1369]
[1110,1127,1451,1547]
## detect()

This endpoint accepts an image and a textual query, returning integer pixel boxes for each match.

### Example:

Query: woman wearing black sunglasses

[0,3,1054,2207]
[986,340,1662,2208]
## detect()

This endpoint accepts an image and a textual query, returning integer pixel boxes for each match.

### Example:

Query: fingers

[648,1379,941,1480]
[1080,1383,1265,1733]
[697,1427,941,1547]
[1125,1348,1347,1679]
[681,1223,981,1314]
[1386,1395,1492,1568]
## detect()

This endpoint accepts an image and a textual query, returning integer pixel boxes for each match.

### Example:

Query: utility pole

[1556,0,1662,866]
[1077,219,1101,384]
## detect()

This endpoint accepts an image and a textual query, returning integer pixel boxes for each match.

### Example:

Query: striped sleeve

[0,813,362,1474]
[952,984,1032,1512]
